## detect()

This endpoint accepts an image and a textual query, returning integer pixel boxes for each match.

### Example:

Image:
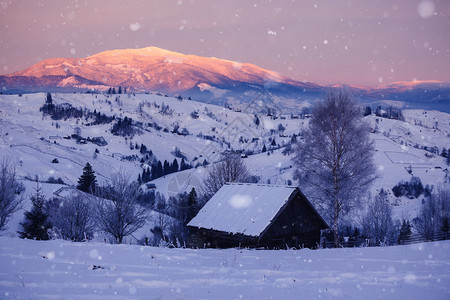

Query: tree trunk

[333,200,339,248]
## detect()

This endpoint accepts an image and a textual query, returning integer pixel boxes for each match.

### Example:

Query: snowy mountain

[1,46,449,112]
[0,46,322,107]
[0,92,448,240]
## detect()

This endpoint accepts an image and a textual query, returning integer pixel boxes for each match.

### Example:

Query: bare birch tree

[0,159,25,231]
[293,90,377,247]
[96,172,147,244]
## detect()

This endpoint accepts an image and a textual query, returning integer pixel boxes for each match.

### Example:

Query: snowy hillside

[0,92,449,239]
[0,236,449,299]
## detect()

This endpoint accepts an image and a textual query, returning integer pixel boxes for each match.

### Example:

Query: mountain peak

[89,46,184,59]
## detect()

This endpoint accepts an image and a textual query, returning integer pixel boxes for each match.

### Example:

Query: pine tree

[172,158,179,173]
[187,188,198,223]
[142,168,151,183]
[18,186,50,240]
[254,115,260,127]
[180,158,188,171]
[291,134,297,143]
[163,160,170,175]
[398,219,412,244]
[46,92,53,104]
[151,161,163,180]
[77,162,97,193]
[140,143,147,154]
[262,144,267,153]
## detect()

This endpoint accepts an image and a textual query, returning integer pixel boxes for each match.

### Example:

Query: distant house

[187,183,328,249]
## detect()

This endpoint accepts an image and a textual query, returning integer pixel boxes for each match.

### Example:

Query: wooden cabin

[187,183,328,249]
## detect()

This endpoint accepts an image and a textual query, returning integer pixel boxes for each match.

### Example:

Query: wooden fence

[322,232,450,248]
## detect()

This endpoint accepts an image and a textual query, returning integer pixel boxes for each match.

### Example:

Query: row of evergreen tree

[40,93,114,124]
[139,158,192,184]
[106,86,126,94]
[364,105,405,121]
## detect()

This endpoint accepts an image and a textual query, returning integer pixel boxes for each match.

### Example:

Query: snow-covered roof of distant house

[187,183,298,237]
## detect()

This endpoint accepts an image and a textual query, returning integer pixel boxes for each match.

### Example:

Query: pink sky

[0,0,449,87]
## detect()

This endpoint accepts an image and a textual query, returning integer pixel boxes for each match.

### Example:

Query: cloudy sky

[0,0,449,86]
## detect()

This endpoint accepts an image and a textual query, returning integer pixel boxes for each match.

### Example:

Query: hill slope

[0,92,448,240]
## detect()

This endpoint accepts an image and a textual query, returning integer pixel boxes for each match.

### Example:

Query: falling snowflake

[129,23,141,32]
[417,1,435,18]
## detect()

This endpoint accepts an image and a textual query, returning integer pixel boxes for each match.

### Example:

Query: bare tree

[202,153,252,198]
[96,172,147,244]
[0,159,25,231]
[47,192,96,242]
[293,90,377,247]
[414,185,450,240]
[362,189,397,246]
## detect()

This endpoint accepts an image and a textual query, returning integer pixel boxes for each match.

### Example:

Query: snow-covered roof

[187,183,298,237]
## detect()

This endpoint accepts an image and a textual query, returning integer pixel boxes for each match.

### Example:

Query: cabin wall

[260,194,324,248]
[189,227,258,248]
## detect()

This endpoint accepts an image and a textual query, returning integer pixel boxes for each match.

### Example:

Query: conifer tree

[180,158,190,171]
[77,162,97,194]
[172,158,179,173]
[187,188,198,223]
[398,219,412,244]
[46,92,53,104]
[163,160,170,175]
[18,186,50,240]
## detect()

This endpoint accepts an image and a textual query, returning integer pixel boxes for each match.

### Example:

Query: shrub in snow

[47,193,96,242]
[202,153,253,199]
[392,176,426,199]
[362,189,398,246]
[414,186,450,241]
[0,159,25,231]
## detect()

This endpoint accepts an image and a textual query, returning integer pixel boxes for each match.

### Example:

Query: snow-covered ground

[0,237,449,299]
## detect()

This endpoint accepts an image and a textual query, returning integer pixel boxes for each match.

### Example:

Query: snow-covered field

[0,237,449,299]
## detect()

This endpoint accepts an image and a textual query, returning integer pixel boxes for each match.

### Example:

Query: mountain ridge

[1,46,449,112]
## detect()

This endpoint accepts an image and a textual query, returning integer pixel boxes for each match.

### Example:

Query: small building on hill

[187,183,328,249]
